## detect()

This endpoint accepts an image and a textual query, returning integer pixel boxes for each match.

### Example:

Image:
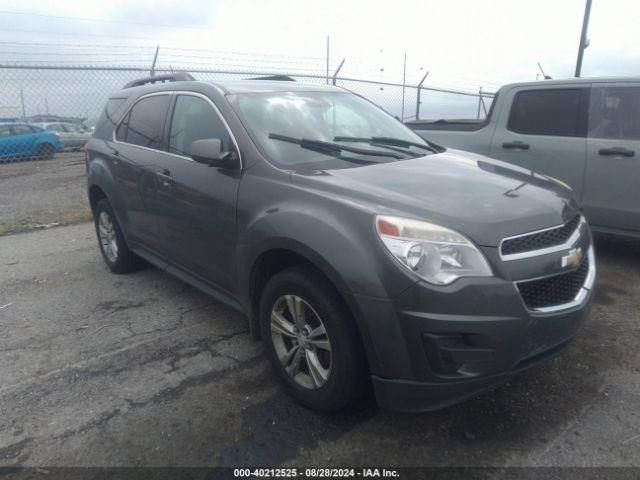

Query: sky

[0,0,639,120]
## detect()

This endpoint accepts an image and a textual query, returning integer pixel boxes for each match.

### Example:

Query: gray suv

[86,73,596,412]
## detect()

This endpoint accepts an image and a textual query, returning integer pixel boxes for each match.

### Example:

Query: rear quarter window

[95,97,127,133]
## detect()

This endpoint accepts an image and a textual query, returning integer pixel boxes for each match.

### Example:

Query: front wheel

[260,266,368,411]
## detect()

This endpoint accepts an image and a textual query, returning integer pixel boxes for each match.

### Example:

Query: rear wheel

[94,199,142,274]
[260,266,368,411]
[37,143,55,160]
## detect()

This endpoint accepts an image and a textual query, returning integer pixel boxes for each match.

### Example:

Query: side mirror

[191,138,238,168]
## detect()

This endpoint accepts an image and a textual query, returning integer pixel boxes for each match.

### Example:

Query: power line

[0,41,325,61]
[0,51,323,68]
[0,27,162,41]
[0,41,158,49]
[0,60,324,73]
[0,41,324,61]
[0,51,155,57]
[0,10,213,30]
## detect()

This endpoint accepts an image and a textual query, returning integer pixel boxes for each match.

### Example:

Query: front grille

[501,215,581,256]
[517,256,590,310]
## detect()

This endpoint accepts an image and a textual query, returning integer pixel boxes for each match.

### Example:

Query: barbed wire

[0,10,213,30]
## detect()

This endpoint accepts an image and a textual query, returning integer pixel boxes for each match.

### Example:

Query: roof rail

[248,75,296,82]
[123,72,196,89]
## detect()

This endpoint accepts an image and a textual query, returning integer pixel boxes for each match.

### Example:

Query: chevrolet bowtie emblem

[561,248,583,268]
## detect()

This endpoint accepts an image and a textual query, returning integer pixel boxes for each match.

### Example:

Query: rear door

[111,93,173,251]
[584,83,640,234]
[489,85,589,200]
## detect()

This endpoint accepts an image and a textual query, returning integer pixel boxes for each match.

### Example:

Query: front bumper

[354,242,595,412]
[371,319,584,413]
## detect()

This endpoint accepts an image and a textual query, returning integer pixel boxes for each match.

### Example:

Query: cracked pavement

[0,223,639,469]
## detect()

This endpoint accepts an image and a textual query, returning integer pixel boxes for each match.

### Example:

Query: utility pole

[575,0,592,77]
[326,36,330,85]
[44,97,49,115]
[151,45,160,77]
[19,88,25,119]
[401,53,406,121]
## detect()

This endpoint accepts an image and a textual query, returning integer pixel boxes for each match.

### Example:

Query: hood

[291,149,579,247]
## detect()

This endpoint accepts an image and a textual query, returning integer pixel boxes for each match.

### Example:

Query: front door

[154,93,241,295]
[584,83,640,234]
[10,124,38,156]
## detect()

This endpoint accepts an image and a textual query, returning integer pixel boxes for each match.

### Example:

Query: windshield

[229,91,434,170]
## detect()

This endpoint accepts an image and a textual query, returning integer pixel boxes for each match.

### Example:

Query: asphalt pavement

[0,223,639,470]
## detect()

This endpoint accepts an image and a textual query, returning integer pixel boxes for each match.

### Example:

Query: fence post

[20,88,26,119]
[326,36,330,85]
[401,54,406,121]
[415,71,429,121]
[332,58,345,86]
[150,45,160,77]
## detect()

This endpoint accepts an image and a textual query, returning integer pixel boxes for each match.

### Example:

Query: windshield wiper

[333,136,442,153]
[269,133,405,160]
[269,133,405,163]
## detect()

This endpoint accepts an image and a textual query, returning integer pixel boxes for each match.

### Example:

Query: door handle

[598,147,635,157]
[502,141,530,150]
[156,169,173,187]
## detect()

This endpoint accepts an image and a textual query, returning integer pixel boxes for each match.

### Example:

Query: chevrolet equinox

[86,73,596,412]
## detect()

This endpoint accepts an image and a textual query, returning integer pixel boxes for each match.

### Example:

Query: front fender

[236,163,418,300]
[237,202,411,303]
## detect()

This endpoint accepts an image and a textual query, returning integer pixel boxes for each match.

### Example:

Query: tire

[37,143,55,160]
[94,198,142,274]
[259,266,368,411]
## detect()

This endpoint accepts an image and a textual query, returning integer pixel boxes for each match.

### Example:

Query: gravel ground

[0,152,90,235]
[0,222,639,471]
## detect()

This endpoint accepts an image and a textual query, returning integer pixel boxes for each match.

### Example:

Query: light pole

[575,0,592,77]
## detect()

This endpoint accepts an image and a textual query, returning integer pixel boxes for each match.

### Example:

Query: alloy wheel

[98,211,119,263]
[270,294,332,389]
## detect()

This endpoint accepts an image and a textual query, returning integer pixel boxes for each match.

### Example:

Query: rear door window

[508,88,585,137]
[588,86,640,140]
[116,95,172,150]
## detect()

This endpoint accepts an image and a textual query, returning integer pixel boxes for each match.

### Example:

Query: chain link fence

[0,64,495,162]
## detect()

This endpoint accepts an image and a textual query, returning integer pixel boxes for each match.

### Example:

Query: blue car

[0,122,64,162]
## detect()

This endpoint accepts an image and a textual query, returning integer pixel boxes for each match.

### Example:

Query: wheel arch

[88,184,108,214]
[244,240,379,374]
[86,174,132,249]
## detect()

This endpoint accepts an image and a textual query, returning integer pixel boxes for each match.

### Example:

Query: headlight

[375,215,492,285]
